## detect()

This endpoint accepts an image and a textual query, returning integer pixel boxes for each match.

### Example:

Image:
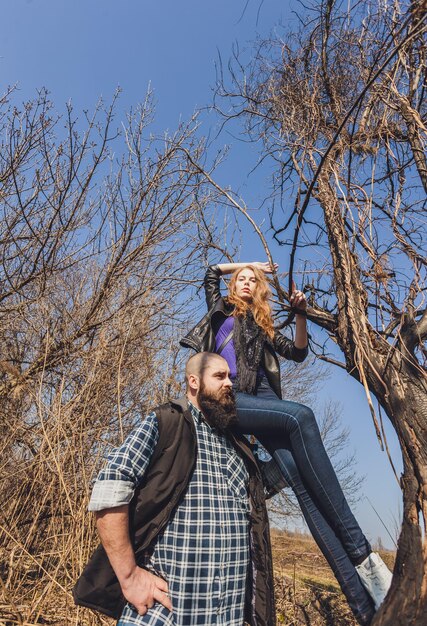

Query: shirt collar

[187,400,221,434]
[187,400,204,425]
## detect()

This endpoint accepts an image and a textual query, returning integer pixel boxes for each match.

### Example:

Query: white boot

[355,552,393,609]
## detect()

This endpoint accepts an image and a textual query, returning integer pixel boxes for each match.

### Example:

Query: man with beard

[74,352,275,626]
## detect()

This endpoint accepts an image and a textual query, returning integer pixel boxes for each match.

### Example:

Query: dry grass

[0,90,210,626]
[271,529,395,626]
[0,526,395,626]
[0,342,179,626]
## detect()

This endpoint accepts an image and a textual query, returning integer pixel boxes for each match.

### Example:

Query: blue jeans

[235,379,375,626]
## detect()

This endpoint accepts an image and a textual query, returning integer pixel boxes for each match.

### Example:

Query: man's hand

[121,566,172,616]
[94,506,172,617]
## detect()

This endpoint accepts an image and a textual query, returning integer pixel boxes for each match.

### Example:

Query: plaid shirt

[89,403,250,626]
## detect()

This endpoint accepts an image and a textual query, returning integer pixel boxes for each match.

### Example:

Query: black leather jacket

[180,265,308,399]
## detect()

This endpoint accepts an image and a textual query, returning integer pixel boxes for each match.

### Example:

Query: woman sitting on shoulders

[181,261,392,626]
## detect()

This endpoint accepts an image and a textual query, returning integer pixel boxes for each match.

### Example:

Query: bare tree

[0,88,217,624]
[202,0,426,623]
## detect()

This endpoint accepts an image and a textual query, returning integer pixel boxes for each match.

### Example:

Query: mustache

[221,387,235,400]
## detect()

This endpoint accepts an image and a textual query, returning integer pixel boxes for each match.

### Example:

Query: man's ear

[187,374,200,392]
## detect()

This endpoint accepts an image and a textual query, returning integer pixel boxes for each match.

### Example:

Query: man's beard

[197,381,237,432]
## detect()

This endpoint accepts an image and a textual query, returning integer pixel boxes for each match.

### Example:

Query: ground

[271,529,395,625]
[0,530,395,625]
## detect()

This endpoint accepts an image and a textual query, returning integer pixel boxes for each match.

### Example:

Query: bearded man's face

[197,375,237,432]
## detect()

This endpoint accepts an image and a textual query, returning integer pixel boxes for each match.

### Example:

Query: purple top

[213,316,266,382]
[214,316,237,379]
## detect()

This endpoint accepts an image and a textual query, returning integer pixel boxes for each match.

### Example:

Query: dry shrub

[0,88,209,625]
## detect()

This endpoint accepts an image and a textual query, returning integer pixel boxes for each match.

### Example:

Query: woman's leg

[235,390,371,563]
[260,432,375,625]
[234,389,376,623]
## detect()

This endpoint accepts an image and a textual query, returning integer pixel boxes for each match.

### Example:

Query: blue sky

[1,0,402,547]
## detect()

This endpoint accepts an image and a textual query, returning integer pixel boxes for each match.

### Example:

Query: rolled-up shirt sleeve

[88,411,159,511]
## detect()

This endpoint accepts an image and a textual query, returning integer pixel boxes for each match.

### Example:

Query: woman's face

[234,268,257,302]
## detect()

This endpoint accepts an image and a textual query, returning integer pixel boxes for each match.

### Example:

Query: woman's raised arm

[289,280,308,350]
[217,261,278,275]
[204,261,278,310]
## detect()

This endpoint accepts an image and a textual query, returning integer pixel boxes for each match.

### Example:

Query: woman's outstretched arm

[290,280,308,350]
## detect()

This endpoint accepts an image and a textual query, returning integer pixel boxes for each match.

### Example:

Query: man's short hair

[185,352,225,388]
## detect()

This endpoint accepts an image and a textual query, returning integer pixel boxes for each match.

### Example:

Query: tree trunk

[316,163,427,624]
[371,366,427,625]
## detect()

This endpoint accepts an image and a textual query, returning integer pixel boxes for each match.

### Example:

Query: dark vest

[73,398,276,626]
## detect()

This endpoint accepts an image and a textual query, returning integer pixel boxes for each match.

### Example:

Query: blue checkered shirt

[89,402,250,626]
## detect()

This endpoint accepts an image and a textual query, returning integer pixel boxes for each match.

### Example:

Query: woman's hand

[251,261,279,274]
[290,280,307,312]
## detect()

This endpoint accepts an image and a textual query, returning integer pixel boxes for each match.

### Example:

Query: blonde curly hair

[227,266,275,339]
